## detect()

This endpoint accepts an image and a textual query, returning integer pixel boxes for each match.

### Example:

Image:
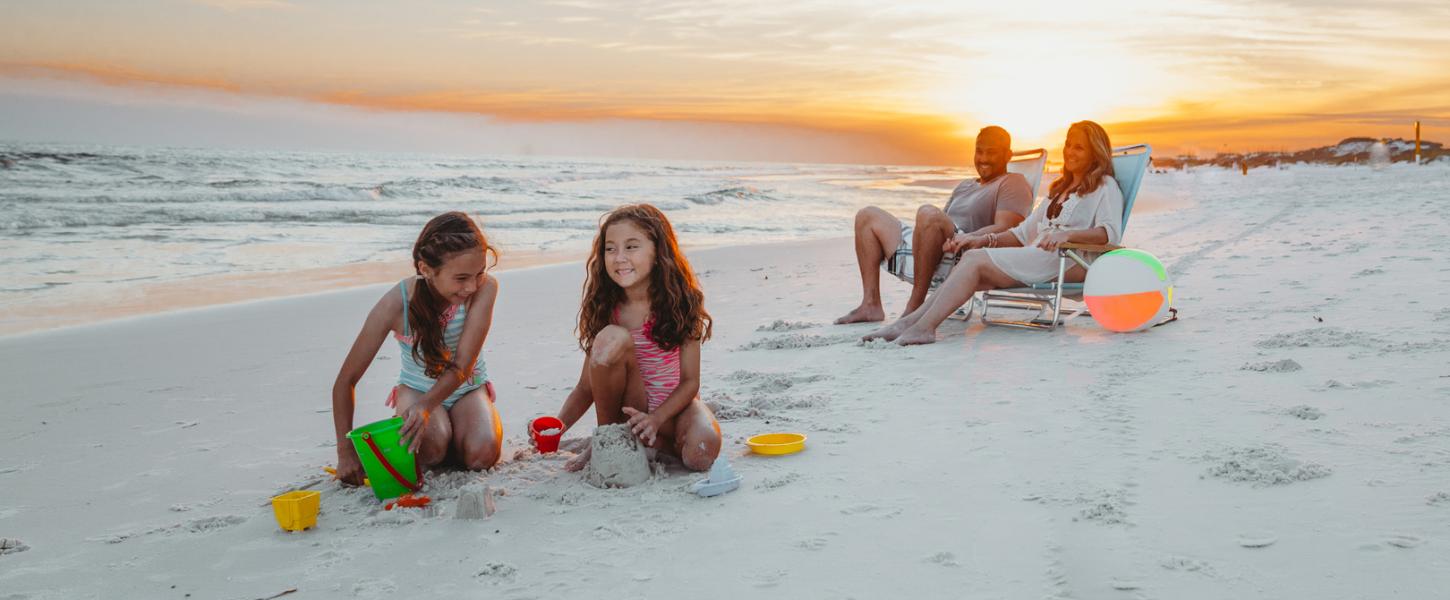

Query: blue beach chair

[974,144,1162,330]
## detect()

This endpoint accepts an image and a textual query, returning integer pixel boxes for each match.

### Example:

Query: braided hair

[409,212,496,378]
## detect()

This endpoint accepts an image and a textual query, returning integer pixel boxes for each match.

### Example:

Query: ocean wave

[0,206,445,231]
[0,151,135,165]
[3,186,387,205]
[482,218,602,231]
[684,186,779,205]
[676,223,790,234]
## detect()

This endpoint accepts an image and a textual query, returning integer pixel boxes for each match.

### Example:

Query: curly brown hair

[576,204,712,353]
[409,211,497,379]
[1048,120,1115,202]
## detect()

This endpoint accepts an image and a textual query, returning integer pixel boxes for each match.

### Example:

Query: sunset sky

[3,0,1448,164]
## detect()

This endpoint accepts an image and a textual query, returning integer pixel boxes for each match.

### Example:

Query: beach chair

[974,144,1172,330]
[1007,147,1048,199]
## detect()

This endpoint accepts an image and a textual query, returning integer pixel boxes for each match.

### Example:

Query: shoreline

[0,246,586,339]
[0,237,846,340]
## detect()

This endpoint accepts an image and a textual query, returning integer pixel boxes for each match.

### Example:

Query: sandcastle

[584,423,651,488]
[454,484,495,520]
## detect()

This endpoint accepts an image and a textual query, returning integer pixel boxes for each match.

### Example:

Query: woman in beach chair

[330,212,504,486]
[863,120,1124,345]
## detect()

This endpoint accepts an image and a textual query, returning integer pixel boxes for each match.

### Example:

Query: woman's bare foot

[862,318,911,341]
[834,303,886,324]
[563,445,591,472]
[894,326,937,346]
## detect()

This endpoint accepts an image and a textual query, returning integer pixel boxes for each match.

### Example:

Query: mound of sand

[1203,445,1331,486]
[735,332,858,351]
[584,424,651,489]
[1241,358,1302,372]
[755,320,819,332]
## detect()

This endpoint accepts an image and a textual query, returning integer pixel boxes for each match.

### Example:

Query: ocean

[0,142,968,329]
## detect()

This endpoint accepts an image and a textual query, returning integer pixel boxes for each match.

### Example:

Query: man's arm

[965,210,1026,236]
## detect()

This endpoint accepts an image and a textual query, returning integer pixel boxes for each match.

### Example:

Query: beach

[3,164,1450,599]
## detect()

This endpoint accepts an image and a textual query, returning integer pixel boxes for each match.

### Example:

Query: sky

[2,0,1448,164]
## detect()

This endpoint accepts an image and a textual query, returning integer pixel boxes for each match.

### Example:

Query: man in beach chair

[835,126,1037,324]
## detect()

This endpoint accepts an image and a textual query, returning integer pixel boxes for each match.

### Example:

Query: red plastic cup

[530,416,565,453]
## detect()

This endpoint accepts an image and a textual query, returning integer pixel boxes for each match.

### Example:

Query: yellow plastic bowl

[746,433,807,455]
[272,490,320,532]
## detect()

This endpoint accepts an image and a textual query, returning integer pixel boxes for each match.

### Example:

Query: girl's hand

[398,402,434,454]
[622,407,661,447]
[335,445,367,486]
[1035,230,1073,252]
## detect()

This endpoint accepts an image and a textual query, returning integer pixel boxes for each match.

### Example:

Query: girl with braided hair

[330,212,503,486]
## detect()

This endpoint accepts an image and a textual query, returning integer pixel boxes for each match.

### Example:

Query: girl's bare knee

[417,434,449,467]
[680,431,722,472]
[590,326,631,367]
[462,442,500,471]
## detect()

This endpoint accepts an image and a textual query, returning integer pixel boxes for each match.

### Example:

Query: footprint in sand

[475,562,518,583]
[91,514,246,544]
[752,570,788,588]
[795,537,830,551]
[924,552,961,567]
[839,504,903,519]
[755,472,800,491]
[0,538,30,555]
[1159,555,1215,574]
[351,577,399,598]
[1285,405,1324,420]
[1236,533,1278,548]
[1109,578,1144,591]
[1383,534,1425,549]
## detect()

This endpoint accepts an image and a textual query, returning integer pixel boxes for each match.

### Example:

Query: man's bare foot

[834,304,886,324]
[894,327,937,346]
[563,445,591,472]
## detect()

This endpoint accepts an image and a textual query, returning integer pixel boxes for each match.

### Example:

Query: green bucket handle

[359,431,423,493]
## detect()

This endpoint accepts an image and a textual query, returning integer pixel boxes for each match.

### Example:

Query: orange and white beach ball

[1083,249,1172,332]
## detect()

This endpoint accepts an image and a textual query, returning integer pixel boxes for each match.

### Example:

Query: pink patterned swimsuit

[623,313,681,412]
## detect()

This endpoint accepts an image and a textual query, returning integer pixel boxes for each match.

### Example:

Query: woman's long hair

[577,204,712,353]
[1048,120,1115,201]
[409,211,497,378]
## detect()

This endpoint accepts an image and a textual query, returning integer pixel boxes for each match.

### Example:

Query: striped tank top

[620,310,681,412]
[394,278,486,408]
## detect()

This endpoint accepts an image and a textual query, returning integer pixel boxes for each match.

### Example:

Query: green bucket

[346,417,423,501]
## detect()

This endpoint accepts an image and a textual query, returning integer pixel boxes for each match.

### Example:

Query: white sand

[3,165,1450,598]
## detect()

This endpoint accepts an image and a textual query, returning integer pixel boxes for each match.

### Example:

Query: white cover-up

[984,175,1124,284]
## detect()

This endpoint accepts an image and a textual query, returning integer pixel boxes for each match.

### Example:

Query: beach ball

[1083,249,1172,332]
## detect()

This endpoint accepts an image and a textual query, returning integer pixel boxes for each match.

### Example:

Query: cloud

[188,0,295,10]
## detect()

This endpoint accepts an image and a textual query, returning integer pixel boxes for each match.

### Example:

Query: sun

[923,35,1160,149]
